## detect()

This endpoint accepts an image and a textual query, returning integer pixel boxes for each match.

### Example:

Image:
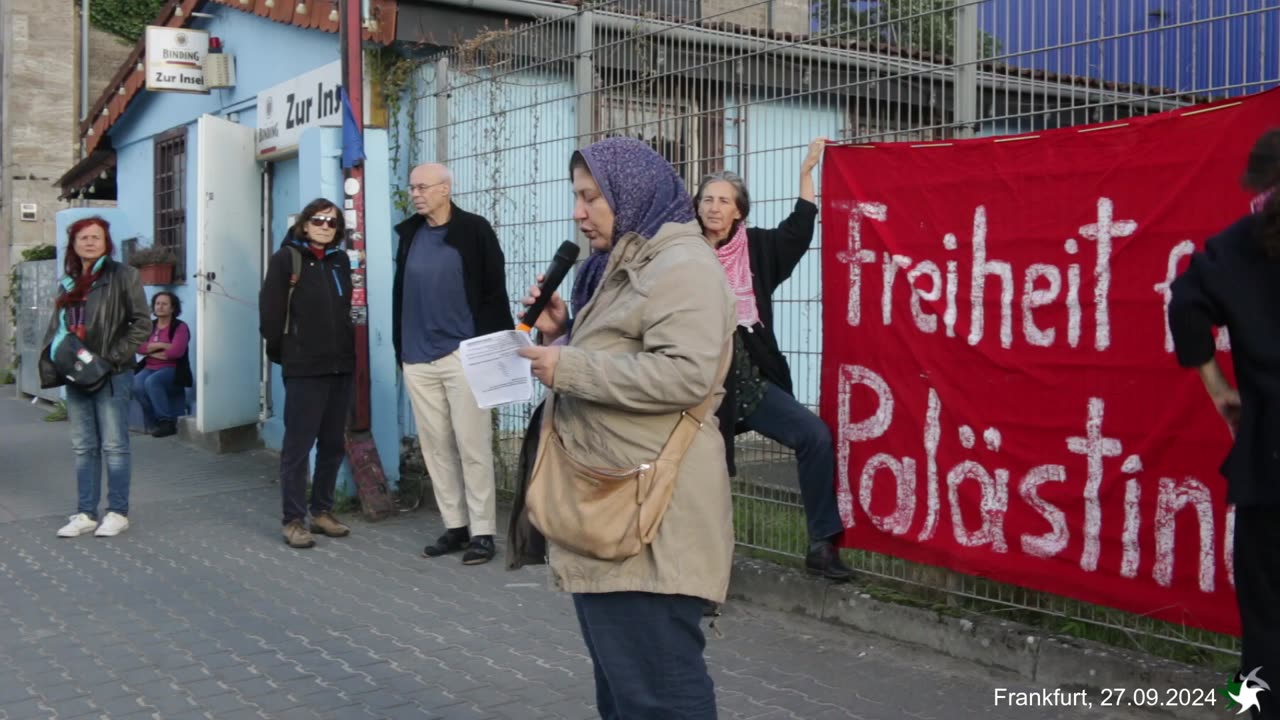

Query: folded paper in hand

[458,330,535,409]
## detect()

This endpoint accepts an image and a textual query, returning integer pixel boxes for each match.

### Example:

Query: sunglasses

[309,216,339,229]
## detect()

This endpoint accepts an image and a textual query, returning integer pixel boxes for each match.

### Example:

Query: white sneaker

[57,513,99,538]
[94,512,130,537]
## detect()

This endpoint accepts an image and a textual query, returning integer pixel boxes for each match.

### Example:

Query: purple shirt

[139,321,189,370]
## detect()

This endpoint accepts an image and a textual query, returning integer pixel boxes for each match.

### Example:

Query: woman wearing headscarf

[517,138,735,718]
[692,138,852,581]
[1169,128,1280,719]
[40,216,151,538]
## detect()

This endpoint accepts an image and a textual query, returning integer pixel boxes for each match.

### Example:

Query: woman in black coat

[258,198,356,549]
[694,138,852,581]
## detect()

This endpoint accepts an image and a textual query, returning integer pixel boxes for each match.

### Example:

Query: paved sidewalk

[1,395,1150,720]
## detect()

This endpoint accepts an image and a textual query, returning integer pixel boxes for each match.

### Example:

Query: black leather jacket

[39,258,152,388]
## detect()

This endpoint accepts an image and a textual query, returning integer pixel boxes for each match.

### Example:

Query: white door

[195,114,261,433]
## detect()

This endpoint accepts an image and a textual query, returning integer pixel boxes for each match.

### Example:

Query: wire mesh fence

[396,0,1280,662]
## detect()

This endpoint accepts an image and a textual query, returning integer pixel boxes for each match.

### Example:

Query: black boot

[151,420,177,438]
[423,527,470,558]
[805,539,855,581]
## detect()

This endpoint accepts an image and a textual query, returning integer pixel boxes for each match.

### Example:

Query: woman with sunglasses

[259,198,355,549]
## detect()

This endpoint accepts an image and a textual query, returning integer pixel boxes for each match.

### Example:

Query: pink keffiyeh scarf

[714,223,760,329]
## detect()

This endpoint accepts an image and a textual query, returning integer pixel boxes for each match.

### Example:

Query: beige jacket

[547,221,737,603]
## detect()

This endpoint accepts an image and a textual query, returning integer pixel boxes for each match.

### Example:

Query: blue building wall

[978,0,1277,95]
[94,4,401,486]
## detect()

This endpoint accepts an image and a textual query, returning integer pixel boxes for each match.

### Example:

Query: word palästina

[836,365,1233,593]
[836,198,1135,351]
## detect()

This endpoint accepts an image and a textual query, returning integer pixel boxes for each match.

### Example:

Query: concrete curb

[728,558,1225,719]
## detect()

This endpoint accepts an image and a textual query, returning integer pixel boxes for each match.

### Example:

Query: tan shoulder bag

[525,342,732,561]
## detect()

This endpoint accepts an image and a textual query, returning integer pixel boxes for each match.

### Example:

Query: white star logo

[1229,666,1271,715]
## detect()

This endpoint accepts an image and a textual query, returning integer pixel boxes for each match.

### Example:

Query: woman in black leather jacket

[40,216,151,539]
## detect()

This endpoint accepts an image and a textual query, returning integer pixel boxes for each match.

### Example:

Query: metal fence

[397,0,1280,660]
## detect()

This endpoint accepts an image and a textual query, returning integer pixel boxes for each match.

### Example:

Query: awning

[56,144,117,201]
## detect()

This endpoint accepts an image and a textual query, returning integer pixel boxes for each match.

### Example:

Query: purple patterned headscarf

[569,137,694,315]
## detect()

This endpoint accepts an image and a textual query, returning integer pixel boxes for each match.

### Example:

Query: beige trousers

[402,352,497,536]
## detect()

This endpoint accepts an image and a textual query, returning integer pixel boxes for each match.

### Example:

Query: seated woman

[133,291,191,437]
[694,138,853,581]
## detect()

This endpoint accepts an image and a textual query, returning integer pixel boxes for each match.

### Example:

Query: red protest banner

[820,89,1280,635]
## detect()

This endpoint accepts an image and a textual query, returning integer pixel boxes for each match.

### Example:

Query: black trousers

[1235,505,1280,720]
[280,374,352,525]
[573,592,716,719]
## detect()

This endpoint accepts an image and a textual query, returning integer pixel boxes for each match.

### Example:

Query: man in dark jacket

[394,163,513,566]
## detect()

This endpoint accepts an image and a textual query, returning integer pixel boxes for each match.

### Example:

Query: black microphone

[518,240,582,332]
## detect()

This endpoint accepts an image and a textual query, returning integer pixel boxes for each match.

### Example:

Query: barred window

[154,127,187,281]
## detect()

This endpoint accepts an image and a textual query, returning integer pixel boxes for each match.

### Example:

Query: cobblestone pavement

[1,395,1152,720]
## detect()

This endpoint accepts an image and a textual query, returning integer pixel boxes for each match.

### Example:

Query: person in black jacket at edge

[1169,129,1280,720]
[694,138,853,582]
[259,198,355,549]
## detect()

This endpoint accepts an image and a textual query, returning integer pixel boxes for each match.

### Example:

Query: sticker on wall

[350,273,365,288]
[352,288,367,306]
[350,307,367,325]
[344,178,361,196]
[346,249,363,269]
[344,210,357,227]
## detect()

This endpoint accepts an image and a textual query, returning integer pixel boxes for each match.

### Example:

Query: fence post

[575,10,596,146]
[435,56,450,163]
[953,2,979,139]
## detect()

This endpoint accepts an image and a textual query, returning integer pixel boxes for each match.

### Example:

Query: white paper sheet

[458,330,535,409]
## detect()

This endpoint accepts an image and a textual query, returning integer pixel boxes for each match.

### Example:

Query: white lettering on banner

[836,364,894,526]
[1066,398,1123,573]
[1077,198,1137,351]
[859,454,917,535]
[835,364,1233,595]
[1154,240,1232,353]
[836,202,886,327]
[1153,477,1215,592]
[1018,464,1069,558]
[1224,506,1235,589]
[1121,455,1144,578]
[840,198,1138,352]
[917,388,943,541]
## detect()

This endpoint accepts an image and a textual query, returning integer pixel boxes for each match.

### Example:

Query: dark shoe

[422,527,470,558]
[702,600,722,617]
[310,511,350,538]
[805,540,855,581]
[151,420,177,438]
[282,520,316,549]
[461,535,495,565]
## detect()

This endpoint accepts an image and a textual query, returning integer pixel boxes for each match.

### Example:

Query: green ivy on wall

[90,0,168,42]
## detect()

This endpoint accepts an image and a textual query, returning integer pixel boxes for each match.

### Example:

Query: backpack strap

[283,247,302,336]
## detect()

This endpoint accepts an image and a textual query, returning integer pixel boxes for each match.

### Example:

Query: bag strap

[542,338,733,446]
[283,247,302,336]
[651,338,733,467]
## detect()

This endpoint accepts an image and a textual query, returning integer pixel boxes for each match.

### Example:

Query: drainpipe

[80,0,90,158]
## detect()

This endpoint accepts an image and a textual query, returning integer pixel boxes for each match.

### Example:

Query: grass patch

[332,491,361,515]
[0,368,14,385]
[43,401,68,422]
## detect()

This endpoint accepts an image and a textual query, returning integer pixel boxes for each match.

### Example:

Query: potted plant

[128,245,178,285]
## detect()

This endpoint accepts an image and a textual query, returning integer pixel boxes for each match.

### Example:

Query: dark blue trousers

[741,382,844,542]
[572,592,717,719]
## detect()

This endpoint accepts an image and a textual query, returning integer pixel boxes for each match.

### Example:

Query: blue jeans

[573,592,716,719]
[741,382,844,542]
[133,366,183,426]
[66,370,133,518]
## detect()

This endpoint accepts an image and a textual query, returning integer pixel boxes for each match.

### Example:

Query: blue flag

[341,86,365,170]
